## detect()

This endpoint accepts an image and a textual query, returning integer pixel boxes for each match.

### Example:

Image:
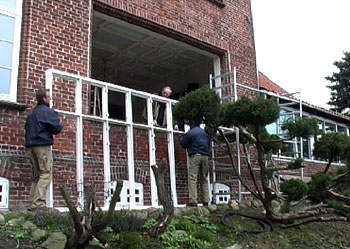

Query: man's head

[36,88,50,105]
[161,86,172,98]
[190,119,201,128]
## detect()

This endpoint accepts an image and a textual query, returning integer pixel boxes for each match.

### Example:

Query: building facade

[0,0,258,210]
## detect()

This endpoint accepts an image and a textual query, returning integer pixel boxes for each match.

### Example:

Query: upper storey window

[0,0,22,102]
[206,0,225,8]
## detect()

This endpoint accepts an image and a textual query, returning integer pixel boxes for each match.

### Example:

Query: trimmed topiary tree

[280,179,308,202]
[313,132,350,173]
[174,86,350,225]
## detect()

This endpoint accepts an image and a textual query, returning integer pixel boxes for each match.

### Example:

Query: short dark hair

[36,88,48,102]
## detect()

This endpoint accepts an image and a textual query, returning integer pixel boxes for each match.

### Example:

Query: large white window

[0,0,22,102]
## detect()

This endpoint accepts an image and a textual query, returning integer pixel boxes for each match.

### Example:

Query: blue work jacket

[180,126,211,156]
[25,103,63,147]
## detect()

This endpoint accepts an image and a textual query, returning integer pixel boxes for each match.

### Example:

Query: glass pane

[278,109,294,136]
[82,85,103,117]
[0,14,15,41]
[0,41,13,67]
[302,138,310,159]
[317,120,324,133]
[131,95,147,124]
[0,67,11,94]
[0,0,16,9]
[108,90,126,121]
[338,126,347,134]
[325,122,336,133]
[280,142,295,157]
[266,122,277,135]
[152,99,167,128]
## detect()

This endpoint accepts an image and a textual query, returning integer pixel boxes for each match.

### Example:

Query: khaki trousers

[29,146,53,208]
[188,155,210,204]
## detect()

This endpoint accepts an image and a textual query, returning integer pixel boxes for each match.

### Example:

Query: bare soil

[0,227,40,249]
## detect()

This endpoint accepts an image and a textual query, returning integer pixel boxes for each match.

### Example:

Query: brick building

[0,0,259,210]
[1,0,349,211]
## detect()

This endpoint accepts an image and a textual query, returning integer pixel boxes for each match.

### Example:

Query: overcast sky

[251,0,350,109]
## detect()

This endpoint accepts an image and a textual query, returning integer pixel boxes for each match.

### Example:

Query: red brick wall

[18,0,91,107]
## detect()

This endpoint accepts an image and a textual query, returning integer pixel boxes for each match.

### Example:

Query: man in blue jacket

[180,121,211,207]
[25,88,63,210]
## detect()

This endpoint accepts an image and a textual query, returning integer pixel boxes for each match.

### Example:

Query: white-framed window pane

[0,0,16,10]
[0,68,11,94]
[266,122,277,135]
[338,126,347,134]
[325,122,336,133]
[0,0,22,102]
[0,14,15,41]
[281,142,295,157]
[0,41,13,67]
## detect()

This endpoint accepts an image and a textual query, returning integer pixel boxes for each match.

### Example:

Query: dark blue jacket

[25,103,63,147]
[180,126,211,156]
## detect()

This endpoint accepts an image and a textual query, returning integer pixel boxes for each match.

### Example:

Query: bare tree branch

[61,180,123,249]
[281,216,346,228]
[243,144,263,200]
[59,186,83,236]
[217,128,259,199]
[326,189,350,205]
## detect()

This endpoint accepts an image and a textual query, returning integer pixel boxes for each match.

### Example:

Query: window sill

[0,101,27,111]
[206,0,225,8]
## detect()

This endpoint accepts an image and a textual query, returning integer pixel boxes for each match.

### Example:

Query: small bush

[308,173,332,202]
[287,158,304,170]
[336,166,349,175]
[280,179,308,202]
[174,219,196,232]
[192,229,214,243]
[327,200,344,210]
[160,218,215,249]
[114,232,155,249]
[109,210,144,233]
[280,202,291,214]
[142,218,158,230]
[32,210,73,233]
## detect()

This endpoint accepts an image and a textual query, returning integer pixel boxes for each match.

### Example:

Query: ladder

[209,68,244,203]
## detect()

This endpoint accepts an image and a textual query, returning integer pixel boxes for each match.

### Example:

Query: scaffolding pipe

[233,67,242,203]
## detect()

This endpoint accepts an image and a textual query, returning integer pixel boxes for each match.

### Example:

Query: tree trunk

[148,162,174,237]
[256,135,274,220]
[60,179,123,249]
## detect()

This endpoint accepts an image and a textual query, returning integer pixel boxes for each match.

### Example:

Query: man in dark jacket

[180,121,211,207]
[25,88,63,210]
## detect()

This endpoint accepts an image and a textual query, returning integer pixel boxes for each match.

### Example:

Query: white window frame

[0,177,9,209]
[0,0,23,102]
[270,108,349,163]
